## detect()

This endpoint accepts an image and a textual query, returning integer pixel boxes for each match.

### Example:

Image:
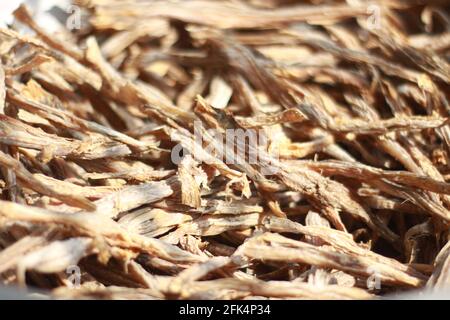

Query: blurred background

[0,0,70,31]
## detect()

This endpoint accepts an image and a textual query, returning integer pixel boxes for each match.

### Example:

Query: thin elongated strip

[5,54,53,76]
[293,160,450,195]
[330,116,448,134]
[234,108,306,128]
[33,174,120,199]
[0,65,4,113]
[234,232,425,287]
[0,150,96,211]
[94,181,174,218]
[89,1,369,30]
[162,213,264,244]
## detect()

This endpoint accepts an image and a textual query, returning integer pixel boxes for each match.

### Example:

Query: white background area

[0,0,70,31]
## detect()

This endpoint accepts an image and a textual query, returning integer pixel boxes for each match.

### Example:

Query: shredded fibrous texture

[0,0,449,299]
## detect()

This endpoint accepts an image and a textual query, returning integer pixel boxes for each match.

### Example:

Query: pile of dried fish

[0,0,449,299]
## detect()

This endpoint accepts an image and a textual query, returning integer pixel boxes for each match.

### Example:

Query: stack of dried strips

[0,0,449,299]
